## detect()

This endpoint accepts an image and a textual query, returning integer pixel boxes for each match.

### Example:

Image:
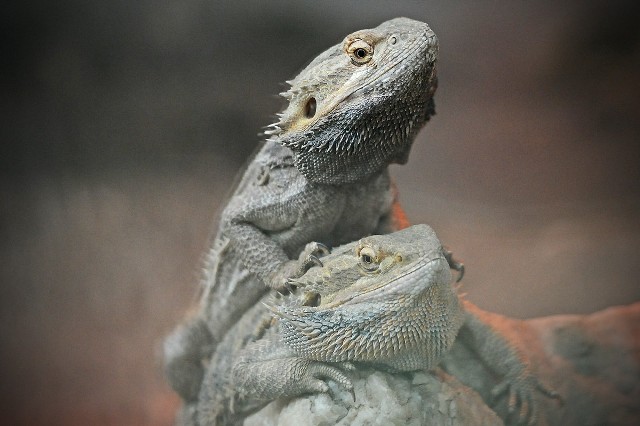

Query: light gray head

[272,224,462,365]
[266,18,439,184]
[286,224,451,308]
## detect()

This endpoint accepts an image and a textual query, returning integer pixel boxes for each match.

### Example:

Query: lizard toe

[443,247,464,282]
[304,378,330,394]
[302,241,330,257]
[308,362,354,396]
[491,371,557,425]
[339,361,357,371]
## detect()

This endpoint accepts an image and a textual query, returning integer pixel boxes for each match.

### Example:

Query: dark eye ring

[358,247,378,272]
[347,39,373,64]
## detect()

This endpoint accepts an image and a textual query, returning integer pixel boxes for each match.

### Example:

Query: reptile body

[194,225,554,425]
[164,17,449,403]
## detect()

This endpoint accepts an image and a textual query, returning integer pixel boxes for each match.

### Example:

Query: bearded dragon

[164,17,463,403]
[193,225,555,425]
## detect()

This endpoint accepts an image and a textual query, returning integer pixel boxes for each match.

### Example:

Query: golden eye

[347,39,373,65]
[358,246,379,272]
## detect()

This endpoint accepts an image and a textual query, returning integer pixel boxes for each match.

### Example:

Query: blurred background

[1,0,638,424]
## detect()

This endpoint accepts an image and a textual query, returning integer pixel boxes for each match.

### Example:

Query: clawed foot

[303,361,355,401]
[270,242,331,293]
[443,247,464,282]
[491,372,560,425]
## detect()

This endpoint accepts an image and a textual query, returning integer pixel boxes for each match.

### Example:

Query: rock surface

[246,303,640,425]
[245,369,502,426]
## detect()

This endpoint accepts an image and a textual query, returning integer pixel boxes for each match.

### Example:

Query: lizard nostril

[304,97,317,118]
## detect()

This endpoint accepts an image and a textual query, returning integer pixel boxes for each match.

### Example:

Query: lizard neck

[300,160,392,186]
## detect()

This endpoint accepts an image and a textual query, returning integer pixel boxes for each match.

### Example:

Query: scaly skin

[194,225,555,425]
[194,224,460,425]
[164,17,454,403]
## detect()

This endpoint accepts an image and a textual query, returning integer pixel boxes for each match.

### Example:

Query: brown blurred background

[1,0,639,424]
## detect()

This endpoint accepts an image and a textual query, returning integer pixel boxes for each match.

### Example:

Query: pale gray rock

[245,368,502,426]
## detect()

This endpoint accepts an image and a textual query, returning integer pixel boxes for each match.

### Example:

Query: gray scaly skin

[163,17,464,403]
[194,225,556,425]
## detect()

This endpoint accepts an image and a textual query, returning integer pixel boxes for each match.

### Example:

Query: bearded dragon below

[193,225,556,425]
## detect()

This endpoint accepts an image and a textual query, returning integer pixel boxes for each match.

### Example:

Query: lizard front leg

[459,300,559,425]
[221,183,344,290]
[196,329,354,426]
[230,335,353,403]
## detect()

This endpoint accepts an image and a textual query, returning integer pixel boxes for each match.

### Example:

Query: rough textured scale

[163,17,458,404]
[190,225,554,425]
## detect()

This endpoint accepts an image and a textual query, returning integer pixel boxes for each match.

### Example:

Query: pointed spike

[304,328,322,338]
[264,126,282,136]
[261,302,286,317]
[332,343,342,357]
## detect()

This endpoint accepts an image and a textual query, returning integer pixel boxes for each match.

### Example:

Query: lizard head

[266,18,438,184]
[289,224,451,307]
[274,225,463,366]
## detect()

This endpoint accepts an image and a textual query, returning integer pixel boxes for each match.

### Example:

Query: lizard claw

[308,254,323,268]
[443,247,464,282]
[273,280,295,295]
[303,241,331,260]
[312,242,330,257]
[453,263,465,282]
[294,254,323,277]
[491,371,559,425]
[535,381,561,401]
[283,280,297,294]
[306,361,354,402]
[269,242,331,291]
[268,259,303,292]
[339,361,357,371]
[348,384,356,402]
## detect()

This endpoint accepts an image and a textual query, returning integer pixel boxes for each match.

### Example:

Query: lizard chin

[275,105,428,185]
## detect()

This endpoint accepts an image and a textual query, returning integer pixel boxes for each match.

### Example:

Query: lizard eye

[358,246,379,272]
[347,39,373,65]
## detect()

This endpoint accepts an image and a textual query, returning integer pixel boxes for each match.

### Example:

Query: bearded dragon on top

[163,17,462,402]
